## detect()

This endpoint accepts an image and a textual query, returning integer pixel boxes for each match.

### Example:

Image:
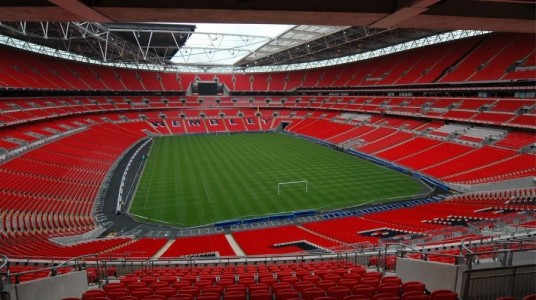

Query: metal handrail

[0,254,9,291]
[9,253,102,285]
[0,255,8,270]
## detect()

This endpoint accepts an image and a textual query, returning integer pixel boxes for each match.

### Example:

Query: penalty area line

[200,176,214,203]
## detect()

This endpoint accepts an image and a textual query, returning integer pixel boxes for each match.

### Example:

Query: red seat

[116,297,138,300]
[155,287,177,298]
[360,279,380,289]
[238,277,256,287]
[430,291,457,300]
[180,286,201,297]
[316,280,337,291]
[372,294,399,300]
[327,286,351,300]
[303,275,322,284]
[141,277,158,286]
[352,285,377,299]
[104,283,125,293]
[169,294,195,300]
[273,282,293,293]
[402,292,426,300]
[403,295,429,300]
[294,281,315,293]
[127,281,147,292]
[160,276,178,285]
[343,274,362,281]
[196,280,214,289]
[283,276,301,285]
[362,272,382,280]
[120,277,138,286]
[431,293,457,300]
[323,274,342,282]
[260,277,277,286]
[377,284,400,295]
[275,289,300,300]
[141,296,166,300]
[524,295,536,300]
[224,291,247,300]
[338,279,360,290]
[218,279,236,288]
[250,291,272,300]
[249,283,270,293]
[131,288,153,299]
[303,287,327,300]
[381,277,402,286]
[226,284,247,294]
[402,282,426,294]
[197,292,220,300]
[204,285,224,296]
[315,297,337,300]
[106,289,130,300]
[83,290,106,300]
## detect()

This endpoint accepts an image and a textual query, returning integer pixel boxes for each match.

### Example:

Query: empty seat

[224,291,247,300]
[303,287,327,300]
[381,277,402,286]
[155,287,177,298]
[127,281,147,292]
[141,295,166,300]
[83,290,106,300]
[402,282,426,294]
[372,294,400,300]
[275,289,300,300]
[353,285,377,299]
[250,291,272,300]
[430,291,458,300]
[106,289,130,300]
[169,294,195,300]
[196,292,220,300]
[328,286,352,300]
[378,284,400,295]
[130,288,153,299]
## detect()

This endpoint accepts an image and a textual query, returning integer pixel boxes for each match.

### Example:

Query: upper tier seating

[1,33,534,93]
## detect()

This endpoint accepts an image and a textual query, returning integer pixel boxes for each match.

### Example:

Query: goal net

[278,180,308,196]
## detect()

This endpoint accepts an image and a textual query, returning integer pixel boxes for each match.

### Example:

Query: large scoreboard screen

[192,81,221,95]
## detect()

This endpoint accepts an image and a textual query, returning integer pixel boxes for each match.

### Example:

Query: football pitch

[129,133,428,227]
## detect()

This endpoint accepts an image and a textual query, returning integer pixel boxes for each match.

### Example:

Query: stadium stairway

[297,225,349,245]
[225,233,246,256]
[152,239,176,259]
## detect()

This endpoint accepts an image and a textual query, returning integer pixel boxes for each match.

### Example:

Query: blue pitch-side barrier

[215,209,316,228]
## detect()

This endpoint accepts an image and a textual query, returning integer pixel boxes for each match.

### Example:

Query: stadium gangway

[396,243,536,299]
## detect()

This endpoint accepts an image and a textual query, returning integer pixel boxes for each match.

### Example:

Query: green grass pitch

[129,133,427,227]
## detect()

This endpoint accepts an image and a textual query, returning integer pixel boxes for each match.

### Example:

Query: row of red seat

[1,33,534,93]
[0,123,147,235]
[0,96,532,134]
[75,262,461,300]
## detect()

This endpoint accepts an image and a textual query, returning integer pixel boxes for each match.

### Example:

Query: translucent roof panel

[170,23,294,66]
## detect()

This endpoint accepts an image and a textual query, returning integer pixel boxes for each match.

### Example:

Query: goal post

[278,180,308,196]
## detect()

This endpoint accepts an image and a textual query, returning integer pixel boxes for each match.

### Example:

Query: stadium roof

[0,0,532,70]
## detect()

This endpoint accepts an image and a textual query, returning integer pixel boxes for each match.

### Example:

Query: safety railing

[6,254,102,286]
